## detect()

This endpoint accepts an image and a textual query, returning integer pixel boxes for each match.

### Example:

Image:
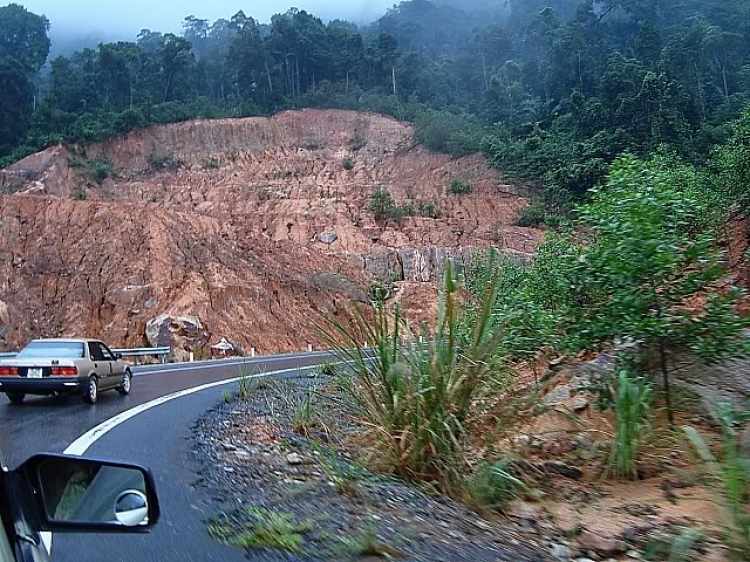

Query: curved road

[0,351,332,561]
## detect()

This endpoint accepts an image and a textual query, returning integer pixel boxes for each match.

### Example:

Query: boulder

[317,232,339,244]
[146,314,208,361]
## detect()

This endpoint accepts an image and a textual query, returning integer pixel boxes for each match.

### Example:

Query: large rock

[146,314,208,361]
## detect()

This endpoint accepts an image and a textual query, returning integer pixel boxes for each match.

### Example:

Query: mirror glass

[37,458,149,526]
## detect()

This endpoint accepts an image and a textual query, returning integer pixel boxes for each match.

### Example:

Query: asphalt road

[0,351,332,561]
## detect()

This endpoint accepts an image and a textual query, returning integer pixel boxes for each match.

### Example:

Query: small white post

[307,344,313,352]
[250,347,256,357]
[189,351,194,362]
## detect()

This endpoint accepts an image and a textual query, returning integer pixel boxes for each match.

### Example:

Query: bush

[88,157,113,183]
[367,189,412,221]
[515,185,575,227]
[320,257,501,491]
[449,177,472,195]
[72,188,87,201]
[148,152,182,171]
[414,109,485,158]
[417,200,440,218]
[342,156,354,170]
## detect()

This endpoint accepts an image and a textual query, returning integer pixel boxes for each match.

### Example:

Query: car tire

[117,371,132,395]
[6,392,25,404]
[83,376,98,404]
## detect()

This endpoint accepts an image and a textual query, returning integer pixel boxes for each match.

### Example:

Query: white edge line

[41,363,318,555]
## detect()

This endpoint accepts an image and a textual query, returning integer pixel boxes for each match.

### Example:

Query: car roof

[28,338,100,344]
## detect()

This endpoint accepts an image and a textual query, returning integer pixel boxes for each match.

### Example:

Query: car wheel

[83,376,98,404]
[117,371,132,395]
[6,392,25,404]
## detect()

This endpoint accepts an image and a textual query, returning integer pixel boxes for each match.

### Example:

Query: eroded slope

[0,110,540,353]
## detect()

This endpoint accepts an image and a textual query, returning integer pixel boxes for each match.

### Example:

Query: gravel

[190,376,553,561]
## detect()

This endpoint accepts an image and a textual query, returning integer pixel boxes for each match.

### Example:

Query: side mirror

[16,454,160,533]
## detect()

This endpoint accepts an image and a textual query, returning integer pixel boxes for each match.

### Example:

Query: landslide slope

[0,110,539,353]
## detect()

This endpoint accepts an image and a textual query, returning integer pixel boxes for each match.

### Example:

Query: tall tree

[0,3,50,73]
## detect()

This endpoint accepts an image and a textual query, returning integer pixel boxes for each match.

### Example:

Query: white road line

[41,363,319,555]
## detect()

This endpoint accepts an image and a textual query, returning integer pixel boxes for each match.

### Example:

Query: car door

[103,343,125,378]
[87,343,113,388]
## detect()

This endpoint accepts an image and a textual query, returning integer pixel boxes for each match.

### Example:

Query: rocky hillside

[0,110,540,355]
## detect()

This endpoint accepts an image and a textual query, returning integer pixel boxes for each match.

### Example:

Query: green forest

[1,0,749,215]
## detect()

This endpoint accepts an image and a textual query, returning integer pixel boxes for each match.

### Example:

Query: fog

[11,0,398,38]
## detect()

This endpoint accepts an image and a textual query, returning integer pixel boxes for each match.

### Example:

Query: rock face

[0,109,541,351]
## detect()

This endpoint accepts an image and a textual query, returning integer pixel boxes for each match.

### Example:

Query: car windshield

[17,341,85,358]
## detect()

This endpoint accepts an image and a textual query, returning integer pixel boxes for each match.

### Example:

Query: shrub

[606,369,652,480]
[320,256,500,491]
[342,156,354,170]
[149,152,182,171]
[88,157,113,183]
[367,189,412,221]
[72,188,87,201]
[449,177,472,195]
[417,200,440,218]
[413,109,485,158]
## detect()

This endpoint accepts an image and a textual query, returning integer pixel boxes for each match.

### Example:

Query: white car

[0,338,132,404]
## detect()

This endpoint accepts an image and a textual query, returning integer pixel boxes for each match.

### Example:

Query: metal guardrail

[0,347,171,363]
[112,347,171,364]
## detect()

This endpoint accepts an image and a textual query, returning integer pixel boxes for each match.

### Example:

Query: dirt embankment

[0,110,541,353]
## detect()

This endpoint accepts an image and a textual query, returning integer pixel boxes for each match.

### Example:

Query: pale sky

[9,0,397,38]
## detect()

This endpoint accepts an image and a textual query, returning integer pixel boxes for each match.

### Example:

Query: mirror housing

[16,453,160,533]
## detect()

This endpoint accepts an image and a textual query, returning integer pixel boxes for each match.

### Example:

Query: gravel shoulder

[190,375,552,562]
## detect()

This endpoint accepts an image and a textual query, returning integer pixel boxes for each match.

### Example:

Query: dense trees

[1,0,749,202]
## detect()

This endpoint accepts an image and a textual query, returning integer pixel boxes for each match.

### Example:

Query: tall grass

[606,369,652,480]
[319,255,500,491]
[683,404,750,559]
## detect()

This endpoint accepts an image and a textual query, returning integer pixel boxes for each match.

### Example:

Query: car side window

[97,343,115,361]
[88,343,106,362]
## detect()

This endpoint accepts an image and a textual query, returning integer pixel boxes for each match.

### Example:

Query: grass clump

[236,361,255,401]
[320,253,500,492]
[449,177,471,195]
[312,442,364,496]
[335,527,397,559]
[233,508,313,552]
[286,385,327,437]
[467,458,530,510]
[606,369,653,480]
[318,361,338,377]
[683,404,750,559]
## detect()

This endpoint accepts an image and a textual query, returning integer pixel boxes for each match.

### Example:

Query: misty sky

[10,0,396,39]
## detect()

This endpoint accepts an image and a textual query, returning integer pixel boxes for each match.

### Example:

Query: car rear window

[17,342,85,358]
